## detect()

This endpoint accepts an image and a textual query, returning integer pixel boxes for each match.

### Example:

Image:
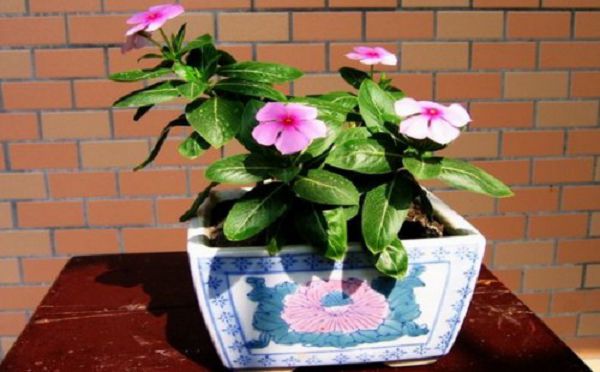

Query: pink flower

[394,98,471,145]
[345,46,397,66]
[281,278,389,334]
[121,32,149,54]
[252,102,327,155]
[125,4,184,36]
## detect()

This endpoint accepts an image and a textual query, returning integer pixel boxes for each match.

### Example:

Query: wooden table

[0,253,590,371]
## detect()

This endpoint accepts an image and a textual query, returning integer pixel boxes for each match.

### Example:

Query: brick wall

[1,0,600,361]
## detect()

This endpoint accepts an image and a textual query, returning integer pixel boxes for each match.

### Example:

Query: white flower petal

[428,118,461,145]
[444,103,471,128]
[400,115,429,140]
[394,98,422,117]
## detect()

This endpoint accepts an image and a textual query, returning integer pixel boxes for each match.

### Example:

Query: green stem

[159,28,171,51]
[369,65,374,79]
[141,34,163,49]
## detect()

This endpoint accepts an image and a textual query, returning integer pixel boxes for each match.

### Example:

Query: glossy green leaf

[403,156,442,180]
[214,79,287,101]
[327,137,403,174]
[218,61,303,84]
[173,62,202,82]
[335,126,371,144]
[322,207,348,261]
[180,34,213,54]
[218,50,237,66]
[339,67,370,89]
[185,97,243,148]
[205,154,278,184]
[293,169,359,206]
[109,66,171,82]
[317,92,358,111]
[133,115,188,171]
[113,81,182,108]
[294,204,347,260]
[237,100,266,153]
[133,105,153,121]
[176,81,207,100]
[179,182,219,222]
[437,158,514,198]
[376,239,409,279]
[358,79,398,133]
[266,220,286,256]
[178,132,210,160]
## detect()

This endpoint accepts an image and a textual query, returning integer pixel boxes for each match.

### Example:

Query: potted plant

[111,4,513,369]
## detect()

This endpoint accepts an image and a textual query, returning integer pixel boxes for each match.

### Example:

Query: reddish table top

[0,253,590,372]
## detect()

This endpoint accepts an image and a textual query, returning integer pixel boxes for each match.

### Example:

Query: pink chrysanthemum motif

[125,4,184,36]
[252,102,327,155]
[281,278,390,334]
[345,46,397,66]
[395,98,471,145]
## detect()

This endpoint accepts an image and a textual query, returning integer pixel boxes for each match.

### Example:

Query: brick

[181,0,252,9]
[498,187,559,213]
[294,12,361,41]
[585,264,600,287]
[1,337,17,356]
[330,0,395,6]
[42,111,111,139]
[403,0,468,6]
[568,130,600,155]
[436,73,501,100]
[537,101,599,127]
[107,46,161,74]
[471,42,536,70]
[468,215,526,240]
[507,12,570,39]
[470,102,533,129]
[0,286,48,310]
[0,146,5,171]
[558,239,600,264]
[502,130,564,157]
[562,186,600,211]
[552,290,600,313]
[18,201,84,228]
[575,12,600,38]
[438,132,499,158]
[519,293,550,314]
[104,0,181,11]
[524,266,582,290]
[48,172,117,198]
[68,15,128,44]
[541,42,600,68]
[572,72,600,97]
[330,42,397,72]
[529,214,588,238]
[473,0,539,7]
[113,109,185,138]
[219,13,288,42]
[0,259,20,284]
[0,312,27,336]
[255,0,323,7]
[88,200,153,226]
[119,170,187,196]
[154,138,220,167]
[218,45,254,62]
[494,241,554,266]
[505,72,568,99]
[593,213,600,236]
[35,49,105,78]
[55,229,119,255]
[390,73,433,100]
[0,203,12,228]
[533,158,594,184]
[579,314,600,336]
[23,258,69,283]
[434,190,495,215]
[258,43,326,73]
[161,14,214,40]
[294,74,350,96]
[123,228,187,252]
[492,269,522,291]
[30,0,100,12]
[0,113,39,141]
[2,81,72,110]
[472,160,530,185]
[157,198,194,224]
[0,50,31,79]
[0,231,51,257]
[401,42,468,71]
[543,316,577,337]
[0,0,25,13]
[10,143,78,170]
[81,140,149,168]
[437,11,504,39]
[0,17,65,45]
[74,80,143,109]
[366,12,434,40]
[543,0,600,8]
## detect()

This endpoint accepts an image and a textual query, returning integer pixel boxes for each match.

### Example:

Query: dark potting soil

[206,199,445,248]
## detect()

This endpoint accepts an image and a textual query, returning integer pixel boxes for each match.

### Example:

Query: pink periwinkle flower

[126,4,184,36]
[345,46,397,66]
[252,102,327,155]
[281,278,390,334]
[395,98,471,145]
[121,32,149,54]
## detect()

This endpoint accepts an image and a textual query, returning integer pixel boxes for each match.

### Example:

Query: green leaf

[317,91,358,111]
[109,66,171,82]
[186,42,220,77]
[205,154,277,184]
[133,105,153,121]
[185,97,243,148]
[358,79,398,133]
[218,50,237,66]
[178,132,210,160]
[403,156,442,180]
[238,100,266,153]
[336,126,371,144]
[270,166,301,183]
[322,207,348,261]
[223,183,290,241]
[133,115,189,171]
[177,81,207,100]
[181,34,214,54]
[437,158,514,198]
[293,169,359,206]
[266,220,286,256]
[289,97,347,124]
[294,204,347,260]
[179,182,219,222]
[376,239,409,279]
[173,62,202,82]
[340,67,370,89]
[218,61,303,84]
[361,175,414,254]
[214,78,287,101]
[137,53,162,62]
[173,24,187,51]
[300,120,343,160]
[327,137,403,174]
[113,81,182,108]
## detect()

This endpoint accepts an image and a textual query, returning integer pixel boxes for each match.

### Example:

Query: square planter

[187,189,485,370]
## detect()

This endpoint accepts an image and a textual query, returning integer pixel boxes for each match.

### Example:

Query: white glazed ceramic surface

[187,190,486,370]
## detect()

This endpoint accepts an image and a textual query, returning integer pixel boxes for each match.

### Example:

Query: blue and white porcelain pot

[187,189,485,370]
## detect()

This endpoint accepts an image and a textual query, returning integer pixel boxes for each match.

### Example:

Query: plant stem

[141,34,163,49]
[159,28,171,51]
[369,65,375,79]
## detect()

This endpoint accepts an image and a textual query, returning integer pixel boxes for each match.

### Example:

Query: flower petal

[374,47,398,66]
[444,103,471,128]
[296,119,327,140]
[126,23,148,36]
[287,103,318,120]
[345,52,365,61]
[394,98,422,117]
[275,127,310,155]
[399,115,429,140]
[428,118,461,145]
[160,4,185,19]
[252,121,283,146]
[145,16,170,32]
[126,11,149,25]
[359,58,382,65]
[256,102,287,122]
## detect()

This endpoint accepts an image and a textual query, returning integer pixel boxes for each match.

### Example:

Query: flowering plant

[111,4,512,278]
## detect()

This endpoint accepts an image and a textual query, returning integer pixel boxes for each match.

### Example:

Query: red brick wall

[1,0,600,360]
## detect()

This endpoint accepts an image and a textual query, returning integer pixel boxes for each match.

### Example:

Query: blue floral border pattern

[196,242,482,369]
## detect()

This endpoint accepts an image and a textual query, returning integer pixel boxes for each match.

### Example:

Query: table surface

[0,253,590,372]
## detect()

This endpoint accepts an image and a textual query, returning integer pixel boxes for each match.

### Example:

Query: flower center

[423,107,440,118]
[321,291,353,308]
[282,117,295,126]
[146,12,160,20]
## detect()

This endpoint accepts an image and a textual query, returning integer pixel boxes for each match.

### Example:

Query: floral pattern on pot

[246,265,429,349]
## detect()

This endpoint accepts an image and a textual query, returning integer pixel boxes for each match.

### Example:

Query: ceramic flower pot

[187,189,486,370]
